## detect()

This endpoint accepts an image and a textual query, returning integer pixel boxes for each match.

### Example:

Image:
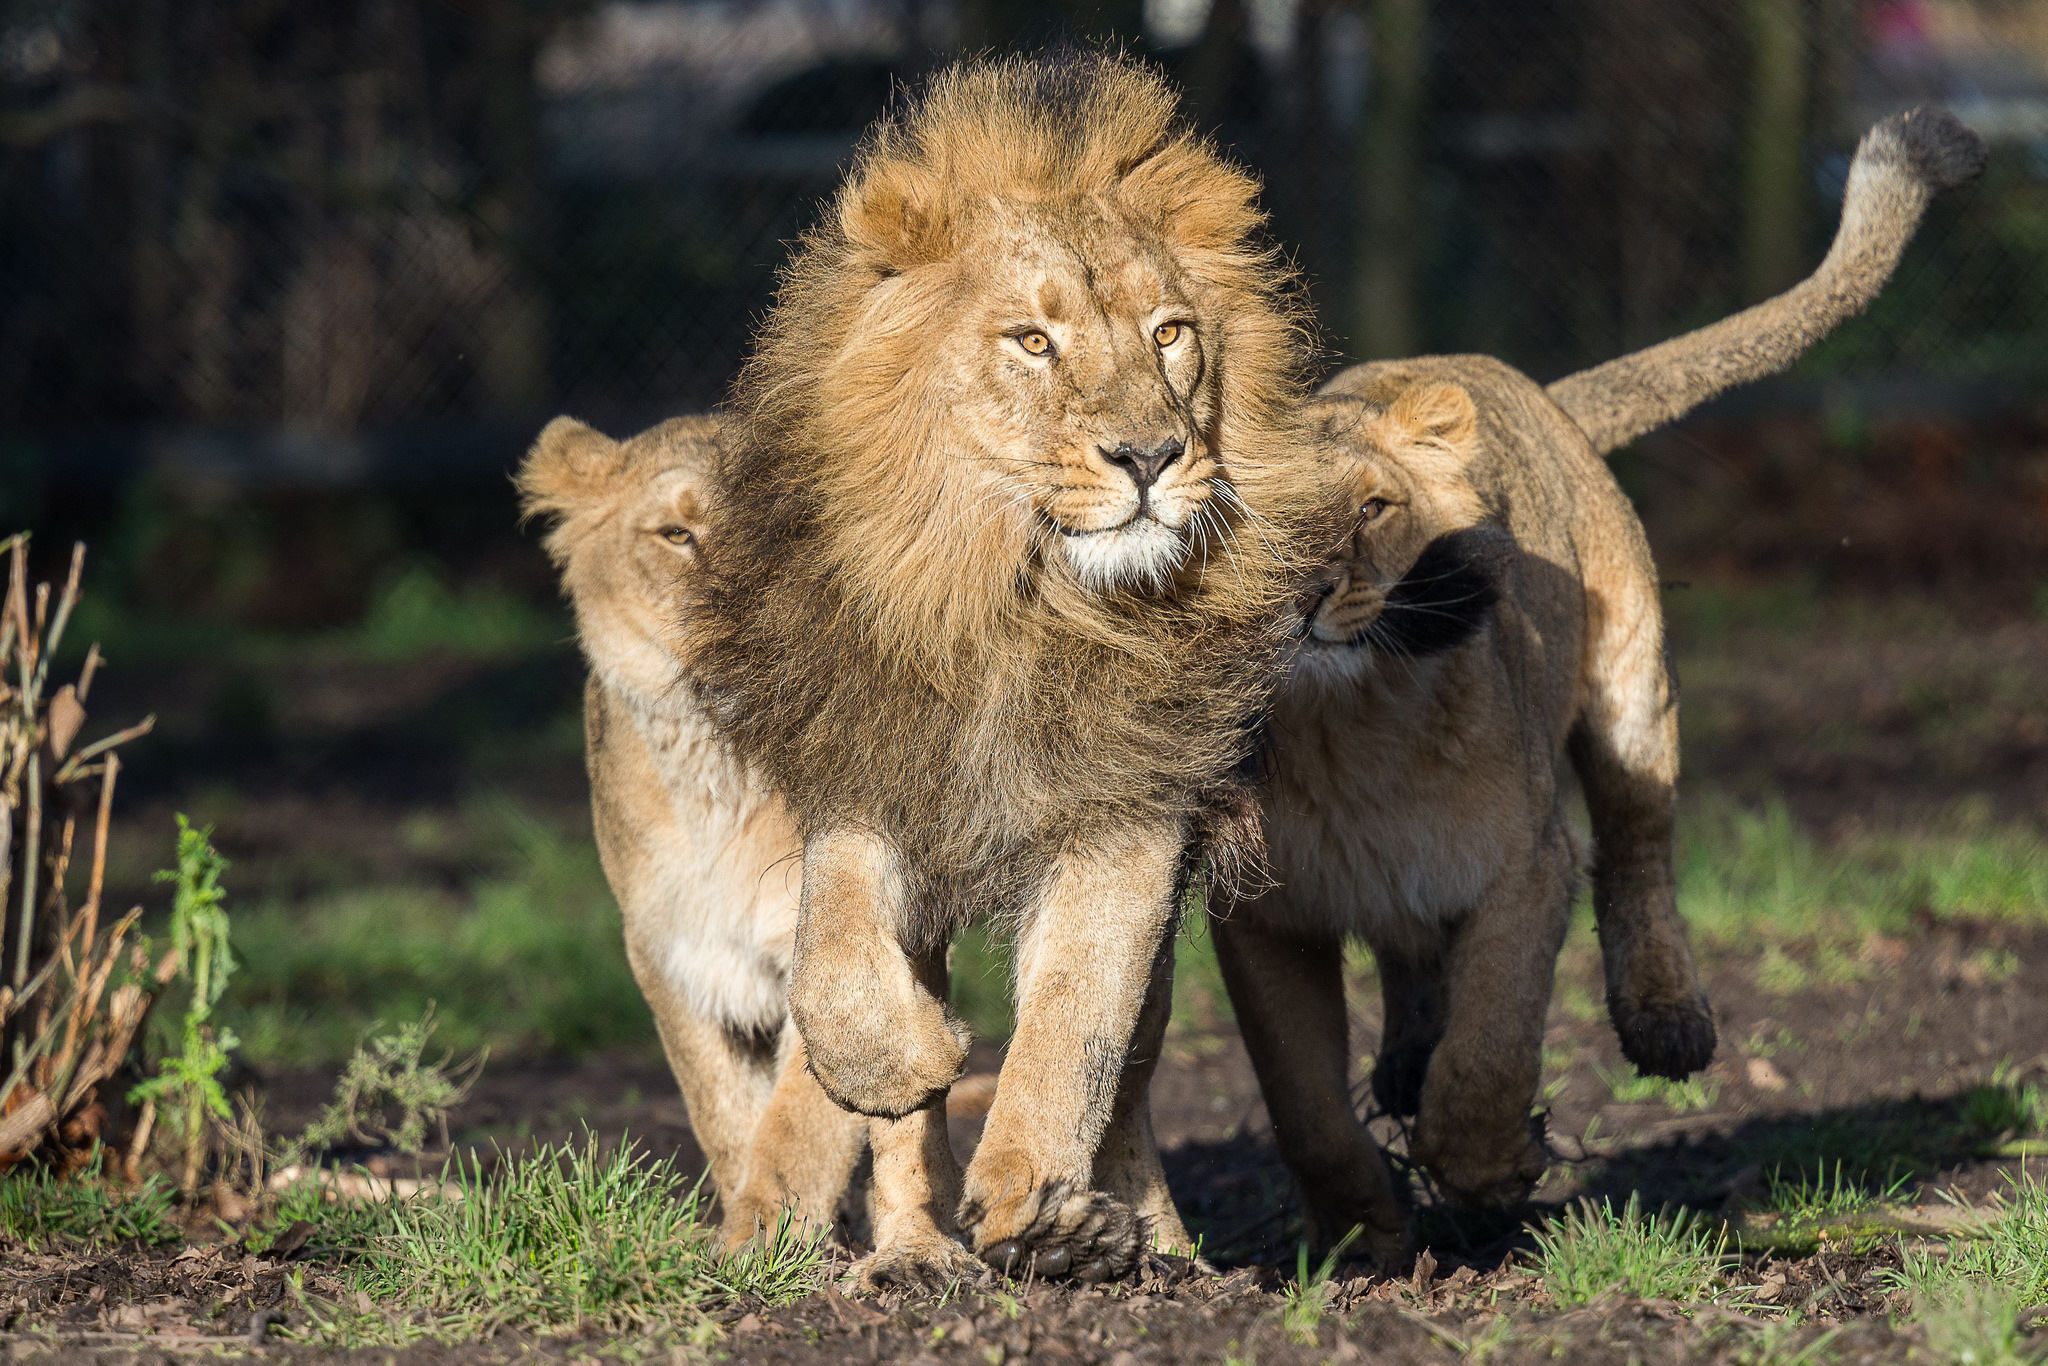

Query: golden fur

[518,415,971,1283]
[1217,363,1700,1264]
[687,54,1345,1280]
[1216,109,1988,1262]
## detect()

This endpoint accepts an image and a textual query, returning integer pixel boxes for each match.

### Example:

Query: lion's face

[938,203,1224,594]
[1293,383,1492,686]
[518,416,719,705]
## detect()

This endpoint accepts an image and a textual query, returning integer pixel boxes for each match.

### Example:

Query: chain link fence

[2,0,2045,459]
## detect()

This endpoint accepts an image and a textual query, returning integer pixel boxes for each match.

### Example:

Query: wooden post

[1744,0,1809,301]
[1354,0,1427,360]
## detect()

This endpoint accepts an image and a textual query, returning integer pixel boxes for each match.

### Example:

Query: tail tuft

[1883,106,1988,192]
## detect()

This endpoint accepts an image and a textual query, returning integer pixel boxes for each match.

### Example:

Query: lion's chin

[1056,517,1190,594]
[1285,638,1374,694]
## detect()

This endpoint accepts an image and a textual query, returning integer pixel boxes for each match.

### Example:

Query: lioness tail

[1546,107,1986,456]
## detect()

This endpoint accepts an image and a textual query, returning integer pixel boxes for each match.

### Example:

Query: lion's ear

[517,416,624,531]
[840,160,951,270]
[1381,382,1478,460]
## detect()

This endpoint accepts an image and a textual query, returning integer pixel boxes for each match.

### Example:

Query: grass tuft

[1531,1192,1731,1307]
[299,1134,821,1343]
[1897,1174,2048,1313]
[1595,1061,1722,1114]
[0,1166,180,1248]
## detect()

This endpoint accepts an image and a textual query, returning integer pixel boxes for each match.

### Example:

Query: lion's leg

[1211,909,1409,1268]
[850,943,977,1291]
[1364,927,1449,1121]
[1411,831,1573,1206]
[956,822,1183,1282]
[1569,579,1714,1079]
[720,1018,869,1249]
[627,942,775,1205]
[1089,934,1195,1256]
[788,826,970,1119]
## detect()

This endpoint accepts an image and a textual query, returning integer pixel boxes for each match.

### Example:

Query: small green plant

[1596,1061,1722,1114]
[296,1010,484,1159]
[1281,1226,1358,1344]
[299,1134,822,1343]
[129,816,239,1191]
[1762,1161,1908,1229]
[0,1161,179,1247]
[1531,1192,1730,1307]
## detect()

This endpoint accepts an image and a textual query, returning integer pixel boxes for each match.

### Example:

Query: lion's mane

[689,54,1341,938]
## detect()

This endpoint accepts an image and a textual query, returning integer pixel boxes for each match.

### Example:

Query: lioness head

[1295,382,1509,683]
[517,415,718,705]
[728,55,1313,652]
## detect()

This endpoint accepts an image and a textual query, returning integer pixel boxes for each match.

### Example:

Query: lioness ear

[1381,382,1478,461]
[517,416,624,532]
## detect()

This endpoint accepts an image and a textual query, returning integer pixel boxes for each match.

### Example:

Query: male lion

[517,415,963,1275]
[686,54,1345,1281]
[1215,107,1985,1257]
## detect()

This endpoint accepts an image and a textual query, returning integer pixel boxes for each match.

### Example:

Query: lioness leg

[851,943,977,1290]
[788,826,970,1119]
[1365,929,1449,1121]
[720,1020,869,1248]
[1090,935,1196,1255]
[1570,573,1714,1079]
[626,941,775,1203]
[1410,831,1573,1206]
[1211,909,1409,1267]
[957,823,1183,1282]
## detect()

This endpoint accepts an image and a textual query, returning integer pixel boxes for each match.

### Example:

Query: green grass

[63,561,563,667]
[1531,1192,1732,1307]
[1897,1174,2048,1312]
[218,806,650,1067]
[0,1166,181,1248]
[1595,1061,1722,1114]
[1676,797,2048,947]
[294,1135,821,1344]
[1759,1162,1908,1229]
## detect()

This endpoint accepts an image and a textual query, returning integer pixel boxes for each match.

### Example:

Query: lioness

[517,415,963,1277]
[1216,107,1985,1256]
[685,55,1347,1280]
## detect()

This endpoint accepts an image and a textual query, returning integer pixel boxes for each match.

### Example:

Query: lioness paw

[960,1180,1141,1283]
[849,1234,982,1294]
[1413,1113,1549,1209]
[1612,994,1717,1081]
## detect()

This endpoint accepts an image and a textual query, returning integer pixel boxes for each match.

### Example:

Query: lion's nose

[1102,437,1184,491]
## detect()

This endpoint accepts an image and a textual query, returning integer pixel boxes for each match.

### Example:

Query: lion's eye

[660,526,695,547]
[1154,322,1185,347]
[1358,498,1389,523]
[1015,331,1053,357]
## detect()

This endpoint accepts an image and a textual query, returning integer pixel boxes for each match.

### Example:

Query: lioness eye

[660,526,695,547]
[1016,331,1053,357]
[1358,498,1388,523]
[1154,322,1184,347]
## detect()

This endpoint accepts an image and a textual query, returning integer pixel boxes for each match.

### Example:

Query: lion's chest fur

[586,680,800,1034]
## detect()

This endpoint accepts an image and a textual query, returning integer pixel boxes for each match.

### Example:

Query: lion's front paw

[1611,993,1717,1081]
[849,1232,982,1294]
[958,1159,1141,1283]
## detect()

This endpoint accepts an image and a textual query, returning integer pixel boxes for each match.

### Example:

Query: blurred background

[1,0,2045,1113]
